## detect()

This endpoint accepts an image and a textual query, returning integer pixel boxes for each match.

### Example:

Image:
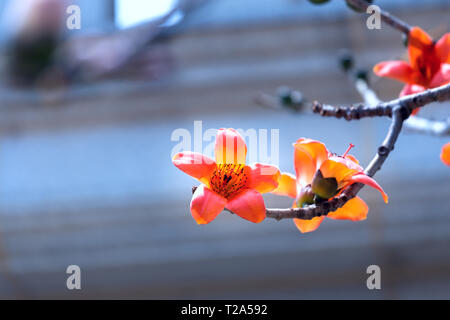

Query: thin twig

[345,0,411,35]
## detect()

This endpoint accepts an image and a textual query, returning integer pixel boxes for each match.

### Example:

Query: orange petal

[327,196,368,221]
[373,61,415,84]
[226,189,266,223]
[347,174,389,203]
[319,158,359,187]
[271,172,297,198]
[293,138,328,187]
[441,142,450,166]
[190,184,227,224]
[345,154,359,165]
[172,151,216,186]
[429,63,450,88]
[215,128,247,165]
[248,163,280,194]
[435,33,450,63]
[408,26,434,71]
[293,216,325,233]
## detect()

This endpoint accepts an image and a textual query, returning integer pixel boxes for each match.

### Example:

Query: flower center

[210,164,248,199]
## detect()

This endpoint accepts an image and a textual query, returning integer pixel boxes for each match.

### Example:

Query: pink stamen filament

[342,143,355,158]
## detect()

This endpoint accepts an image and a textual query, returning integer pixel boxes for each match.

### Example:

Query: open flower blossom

[172,128,280,224]
[272,138,388,233]
[441,142,450,166]
[374,27,450,114]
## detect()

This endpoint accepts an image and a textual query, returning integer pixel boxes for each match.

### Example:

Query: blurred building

[0,0,449,299]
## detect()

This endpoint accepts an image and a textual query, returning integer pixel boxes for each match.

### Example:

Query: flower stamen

[210,164,248,199]
[342,143,355,158]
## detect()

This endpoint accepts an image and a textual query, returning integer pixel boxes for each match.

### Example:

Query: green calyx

[311,170,338,200]
[296,186,315,208]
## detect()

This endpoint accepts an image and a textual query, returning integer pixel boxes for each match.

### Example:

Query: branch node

[378,146,390,157]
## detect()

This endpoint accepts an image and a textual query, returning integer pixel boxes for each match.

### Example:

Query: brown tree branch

[265,83,450,220]
[265,106,404,220]
[312,83,450,120]
[345,0,412,35]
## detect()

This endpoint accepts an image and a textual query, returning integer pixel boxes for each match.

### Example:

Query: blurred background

[0,0,449,299]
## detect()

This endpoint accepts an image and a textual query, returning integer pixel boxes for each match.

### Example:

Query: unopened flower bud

[308,0,331,5]
[296,186,315,208]
[356,69,369,84]
[338,50,354,72]
[311,170,338,199]
[346,0,374,13]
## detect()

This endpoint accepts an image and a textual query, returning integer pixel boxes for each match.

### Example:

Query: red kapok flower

[172,128,280,224]
[441,142,450,166]
[272,138,388,233]
[374,27,450,114]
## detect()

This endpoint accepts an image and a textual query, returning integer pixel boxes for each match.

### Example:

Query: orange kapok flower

[272,138,388,233]
[374,27,450,114]
[441,142,450,166]
[173,128,280,224]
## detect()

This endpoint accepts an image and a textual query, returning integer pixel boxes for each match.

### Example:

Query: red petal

[327,196,368,221]
[435,33,450,63]
[429,63,450,88]
[248,163,280,194]
[172,152,216,186]
[293,217,325,233]
[441,142,450,166]
[347,174,389,203]
[408,26,434,71]
[190,185,227,224]
[373,61,414,84]
[226,189,266,223]
[271,172,297,198]
[215,128,247,164]
[399,84,425,97]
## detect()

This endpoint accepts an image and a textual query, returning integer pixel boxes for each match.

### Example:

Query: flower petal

[215,128,247,165]
[293,138,328,187]
[408,26,434,71]
[190,185,227,224]
[293,216,325,233]
[429,63,450,88]
[271,172,297,198]
[399,83,425,97]
[435,33,450,63]
[347,174,389,203]
[441,142,450,166]
[319,158,360,187]
[327,196,368,221]
[226,189,266,223]
[373,61,415,84]
[172,151,216,186]
[248,163,280,194]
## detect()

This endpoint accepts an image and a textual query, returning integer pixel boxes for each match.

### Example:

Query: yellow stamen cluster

[210,164,248,199]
